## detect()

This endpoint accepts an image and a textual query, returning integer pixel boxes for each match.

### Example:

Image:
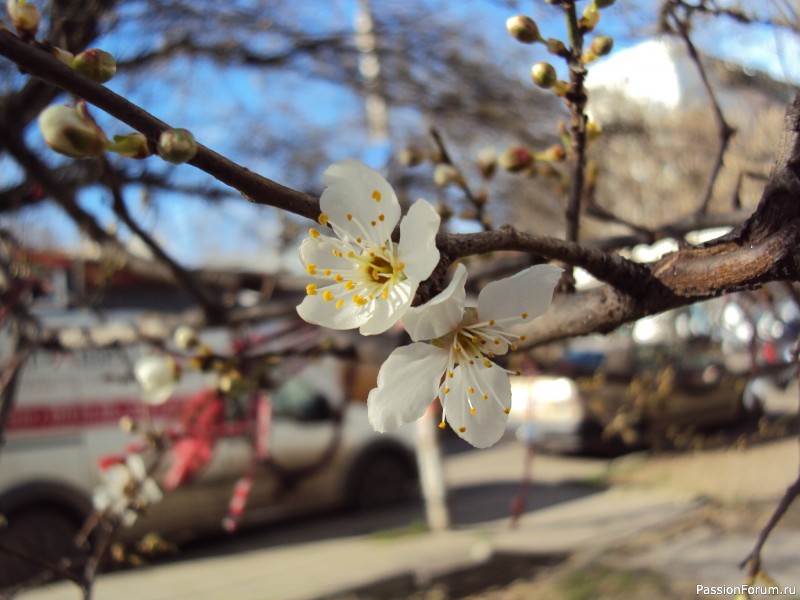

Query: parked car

[509,337,759,454]
[0,312,417,587]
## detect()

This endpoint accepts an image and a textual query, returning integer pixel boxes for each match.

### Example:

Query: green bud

[545,38,568,57]
[580,4,600,30]
[38,103,108,158]
[72,49,117,83]
[157,128,197,164]
[590,35,614,57]
[6,0,39,38]
[51,47,75,67]
[107,133,151,159]
[505,15,542,44]
[531,62,557,89]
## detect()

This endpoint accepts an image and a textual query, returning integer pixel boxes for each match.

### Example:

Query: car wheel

[0,506,86,588]
[348,452,416,510]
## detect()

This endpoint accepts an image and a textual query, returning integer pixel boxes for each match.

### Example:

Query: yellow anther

[481,394,488,400]
[347,251,355,258]
[372,189,381,201]
[493,339,500,345]
[306,264,318,275]
[521,312,528,319]
[458,426,466,433]
[443,387,450,394]
[489,319,495,326]
[306,284,318,295]
[335,274,344,282]
[514,370,521,376]
[324,269,331,276]
[309,228,321,238]
[335,299,344,310]
[511,343,518,351]
[323,290,335,302]
[520,335,527,341]
[454,346,462,353]
[347,213,353,221]
[483,358,493,368]
[357,237,362,243]
[503,408,510,414]
[448,371,454,378]
[438,422,446,430]
[468,387,475,394]
[381,288,389,300]
[468,359,475,365]
[345,280,355,290]
[371,220,377,227]
[318,213,329,226]
[378,214,385,221]
[470,408,476,415]
[396,262,405,271]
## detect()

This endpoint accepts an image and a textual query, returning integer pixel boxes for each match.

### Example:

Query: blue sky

[3,0,798,271]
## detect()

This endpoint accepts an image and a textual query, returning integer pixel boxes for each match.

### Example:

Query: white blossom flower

[93,454,163,527]
[297,159,440,335]
[368,263,562,448]
[134,355,179,405]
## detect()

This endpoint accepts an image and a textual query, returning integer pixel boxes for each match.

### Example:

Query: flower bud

[38,104,108,158]
[173,325,199,350]
[397,146,425,167]
[539,144,566,162]
[551,81,569,97]
[476,146,497,179]
[545,38,568,57]
[590,35,614,57]
[6,0,39,38]
[587,120,603,141]
[134,355,179,405]
[51,46,75,66]
[531,62,557,89]
[498,146,534,173]
[107,133,151,159]
[580,3,600,30]
[505,15,542,44]
[433,163,462,187]
[72,48,117,83]
[157,128,197,164]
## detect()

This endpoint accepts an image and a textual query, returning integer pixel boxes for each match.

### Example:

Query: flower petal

[297,290,372,330]
[402,263,467,342]
[398,200,440,282]
[446,362,511,449]
[358,279,415,335]
[298,235,353,274]
[320,159,400,246]
[477,264,562,324]
[368,343,449,432]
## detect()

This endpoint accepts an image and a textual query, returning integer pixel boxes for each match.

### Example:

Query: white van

[0,310,417,587]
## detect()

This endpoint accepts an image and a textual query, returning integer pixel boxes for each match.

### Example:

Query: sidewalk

[18,487,698,600]
[17,438,800,600]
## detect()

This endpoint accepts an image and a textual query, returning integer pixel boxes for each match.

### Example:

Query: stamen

[345,280,355,290]
[470,408,476,415]
[438,422,446,429]
[482,358,493,368]
[378,214,385,221]
[323,290,335,302]
[521,312,528,319]
[306,284,318,295]
[459,426,466,433]
[372,190,381,201]
[335,299,344,310]
[371,220,377,227]
[324,269,331,276]
[318,213,329,226]
[504,408,510,414]
[309,228,321,238]
[448,371,454,378]
[335,274,344,282]
[306,264,318,275]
